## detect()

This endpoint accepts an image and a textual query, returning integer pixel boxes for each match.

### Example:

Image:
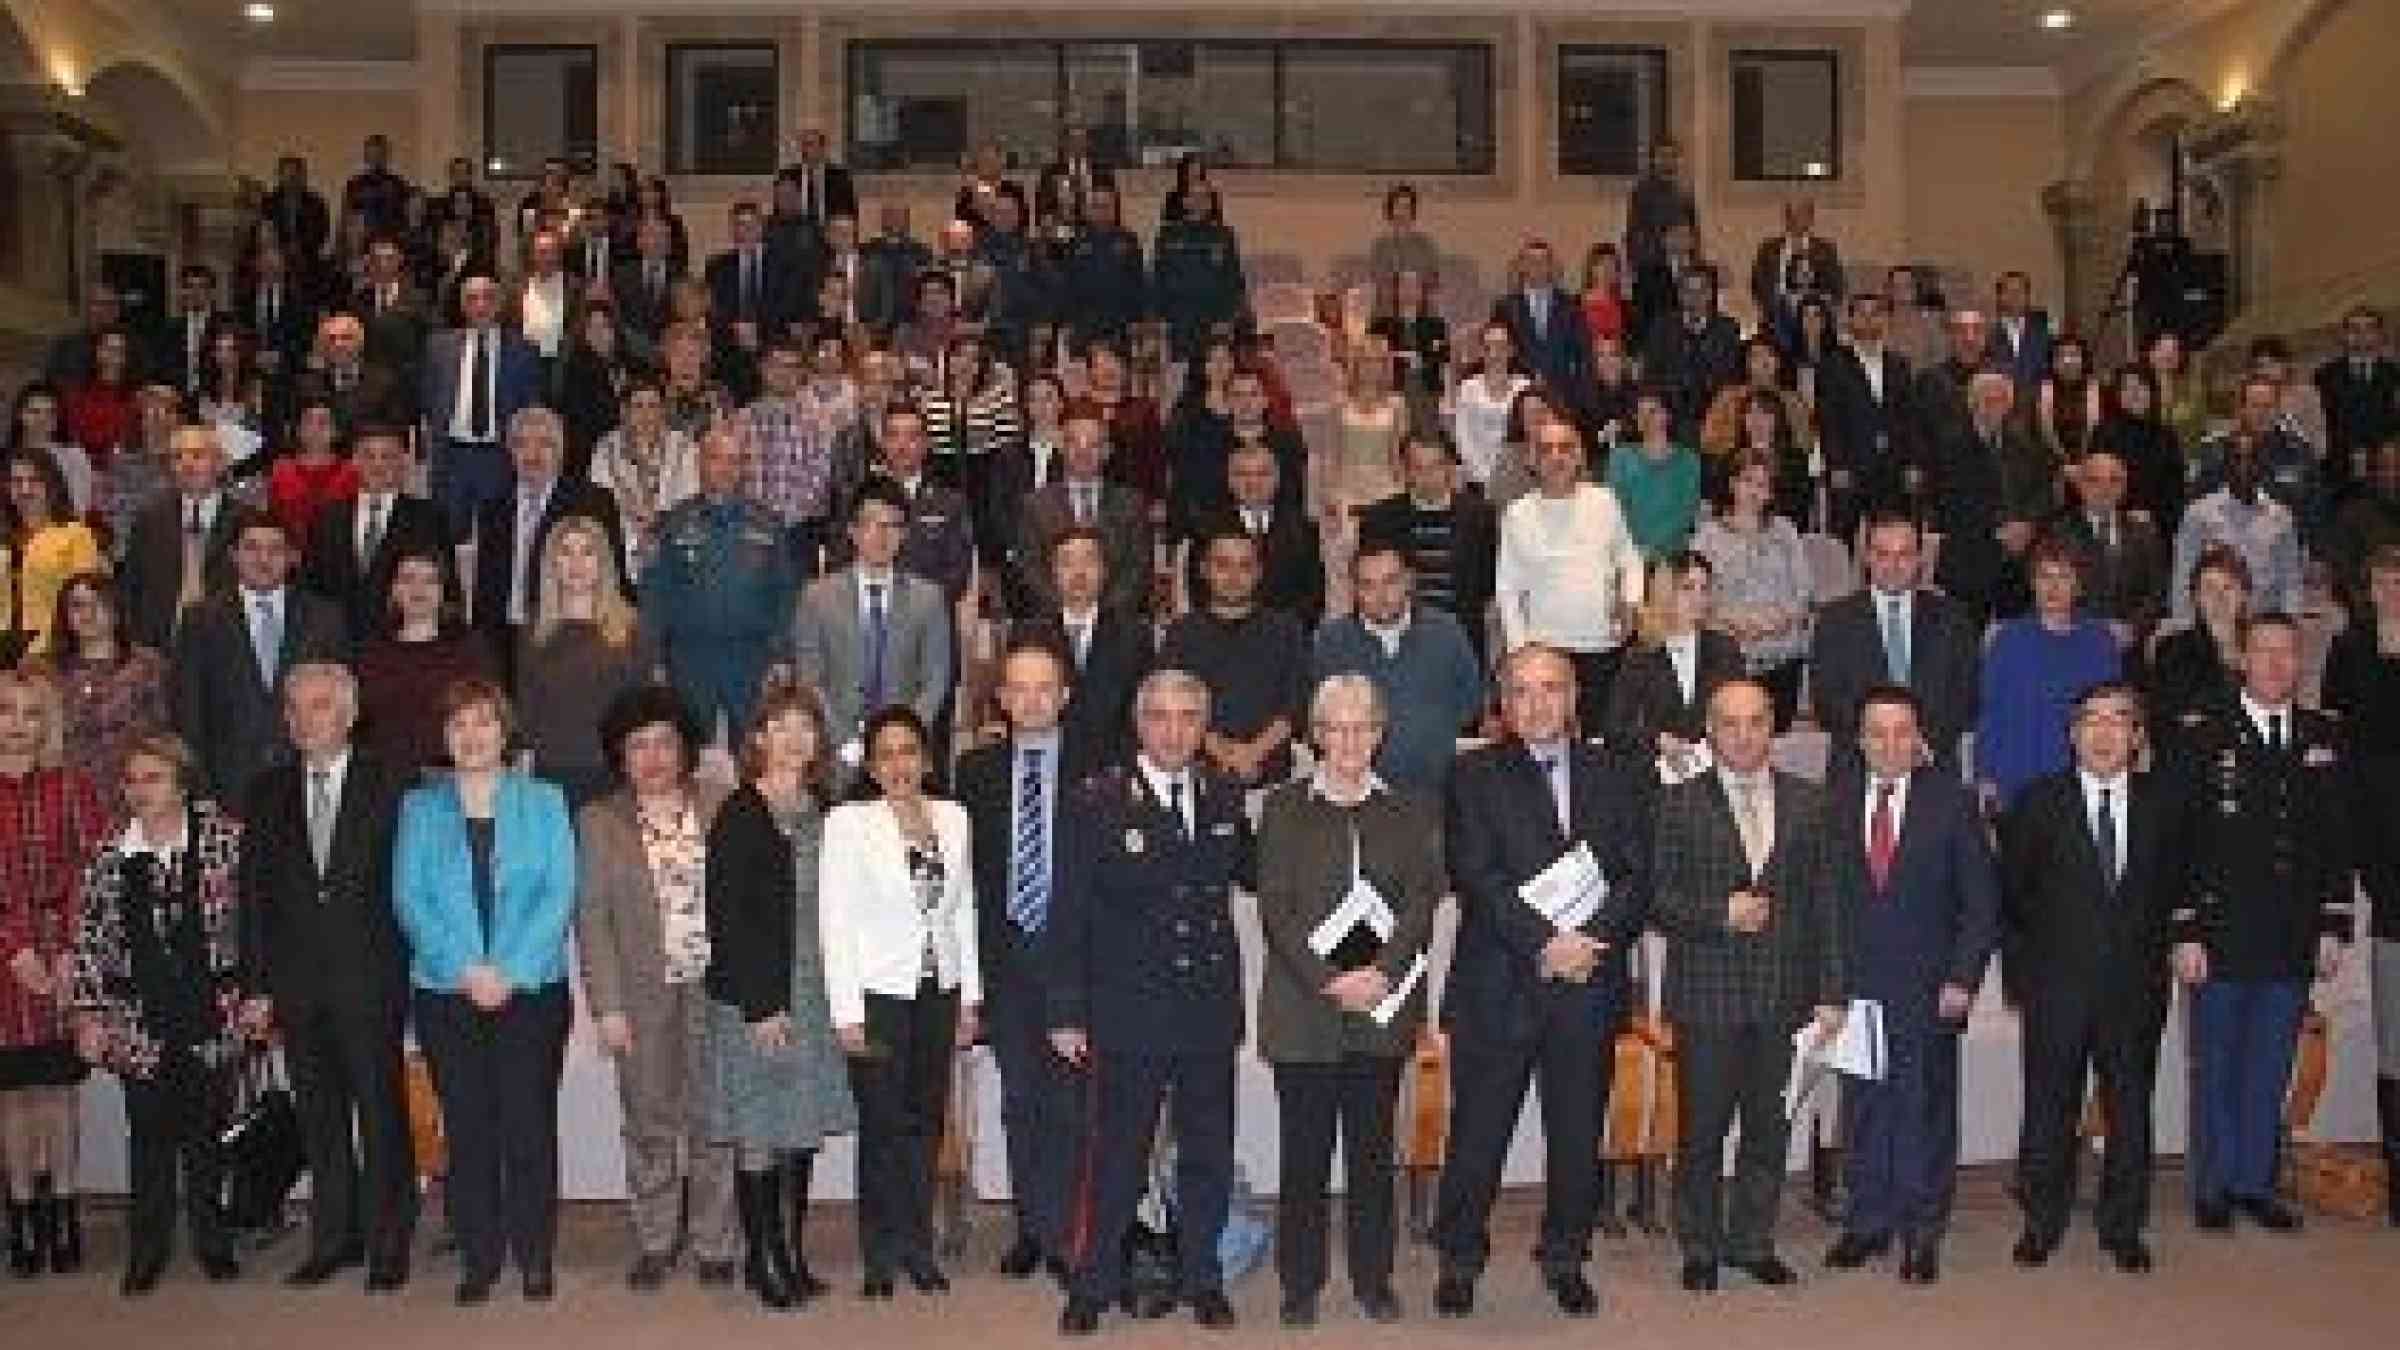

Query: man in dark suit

[1010,528,1150,786]
[2002,682,2184,1274]
[1930,370,2057,624]
[471,408,628,661]
[237,663,415,1291]
[1814,291,1915,538]
[421,276,544,538]
[875,405,979,610]
[304,423,453,640]
[170,514,350,804]
[2314,305,2399,488]
[706,201,797,354]
[259,155,333,269]
[1748,199,1845,322]
[1036,125,1114,226]
[1984,270,2053,390]
[958,641,1087,1282]
[121,422,247,651]
[1430,644,1650,1320]
[1808,511,1980,777]
[1644,264,1744,443]
[1492,240,1589,394]
[611,214,684,349]
[1048,668,1256,1334]
[2174,613,2354,1233]
[1183,441,1323,628]
[1014,403,1153,620]
[859,203,934,334]
[148,263,227,396]
[1651,677,1844,1292]
[1821,687,1997,1284]
[353,236,432,381]
[779,128,858,225]
[293,312,415,442]
[2045,448,2168,658]
[236,241,317,381]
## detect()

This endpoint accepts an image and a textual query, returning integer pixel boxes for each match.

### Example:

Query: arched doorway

[84,60,222,175]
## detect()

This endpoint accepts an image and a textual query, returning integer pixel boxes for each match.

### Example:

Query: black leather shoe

[1279,1293,1318,1327]
[522,1270,556,1302]
[365,1264,409,1294]
[1680,1261,1719,1292]
[2234,1196,2302,1232]
[1356,1287,1404,1322]
[199,1254,241,1283]
[2011,1229,2056,1267]
[1545,1269,1600,1317]
[695,1259,738,1285]
[120,1260,165,1297]
[1898,1240,1941,1285]
[1130,1290,1178,1320]
[2103,1238,2153,1274]
[1732,1254,1798,1286]
[2194,1198,2233,1231]
[1000,1235,1044,1278]
[906,1263,951,1293]
[1190,1289,1236,1328]
[1826,1232,1890,1269]
[286,1242,365,1287]
[627,1251,672,1292]
[454,1275,495,1306]
[1059,1296,1103,1336]
[861,1271,895,1299]
[1432,1273,1475,1317]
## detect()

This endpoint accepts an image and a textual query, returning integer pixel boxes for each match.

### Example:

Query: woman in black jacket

[557,302,632,480]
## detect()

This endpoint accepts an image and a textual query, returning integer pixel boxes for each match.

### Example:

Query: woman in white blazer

[818,705,980,1299]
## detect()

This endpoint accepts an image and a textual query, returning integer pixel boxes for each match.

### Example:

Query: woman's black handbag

[215,1049,304,1234]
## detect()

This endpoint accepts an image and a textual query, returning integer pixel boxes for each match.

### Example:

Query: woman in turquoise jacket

[393,676,578,1307]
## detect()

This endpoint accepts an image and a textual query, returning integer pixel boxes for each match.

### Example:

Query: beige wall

[231,88,419,184]
[1901,93,2064,309]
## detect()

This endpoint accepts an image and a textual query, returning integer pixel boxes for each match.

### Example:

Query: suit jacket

[1254,780,1442,1061]
[354,283,433,375]
[790,566,954,747]
[1644,310,1745,435]
[778,159,856,223]
[169,585,351,804]
[237,749,411,1012]
[700,784,816,1018]
[1442,739,1652,1046]
[1651,768,1844,1029]
[1491,287,1589,392]
[470,476,630,642]
[1748,234,1845,320]
[959,738,1045,1002]
[303,492,455,640]
[235,281,318,373]
[1929,419,2057,607]
[1012,609,1151,787]
[147,309,231,394]
[1018,479,1154,618]
[572,784,731,1021]
[419,326,544,447]
[1183,502,1324,629]
[2043,507,2167,639]
[1807,588,1980,773]
[391,771,577,993]
[705,246,800,338]
[1815,343,1916,498]
[120,492,247,650]
[2313,355,2400,462]
[897,480,978,606]
[1999,768,2181,1021]
[292,360,417,438]
[610,257,683,341]
[1984,310,2053,390]
[1601,630,1744,754]
[1826,768,1997,1025]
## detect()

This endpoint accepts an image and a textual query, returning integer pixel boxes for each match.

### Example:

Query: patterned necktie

[862,582,889,712]
[361,496,386,568]
[1867,780,1898,892]
[1735,778,1769,875]
[251,596,281,686]
[1883,596,1912,684]
[1007,747,1049,931]
[308,769,336,874]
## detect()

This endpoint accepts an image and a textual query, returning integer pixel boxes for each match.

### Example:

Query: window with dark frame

[483,44,600,180]
[845,38,1495,176]
[1556,44,1668,178]
[1729,48,1840,182]
[667,43,781,176]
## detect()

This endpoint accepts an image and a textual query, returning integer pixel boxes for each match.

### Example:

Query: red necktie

[1867,781,1898,892]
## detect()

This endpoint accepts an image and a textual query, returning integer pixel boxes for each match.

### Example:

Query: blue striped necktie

[1007,746,1048,930]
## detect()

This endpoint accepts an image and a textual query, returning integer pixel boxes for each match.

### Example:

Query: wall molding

[239,59,418,93]
[415,0,1911,14]
[1903,66,2062,99]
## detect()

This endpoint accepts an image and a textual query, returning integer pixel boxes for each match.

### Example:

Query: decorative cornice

[1902,66,2062,99]
[2057,0,2247,96]
[418,0,1911,14]
[238,59,420,93]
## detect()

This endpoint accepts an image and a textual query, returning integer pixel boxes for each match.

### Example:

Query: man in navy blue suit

[1821,686,1998,1285]
[1430,644,1651,1320]
[421,275,543,537]
[1491,240,1590,394]
[1984,269,2053,390]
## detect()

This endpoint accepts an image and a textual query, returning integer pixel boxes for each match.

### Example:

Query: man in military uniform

[640,425,798,739]
[2175,611,2354,1232]
[1048,669,1256,1334]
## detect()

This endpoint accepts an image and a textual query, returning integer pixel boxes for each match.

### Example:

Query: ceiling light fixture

[2041,9,2076,31]
[244,3,277,23]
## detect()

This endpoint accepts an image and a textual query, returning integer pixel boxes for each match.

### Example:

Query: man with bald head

[1929,370,2056,624]
[423,275,544,536]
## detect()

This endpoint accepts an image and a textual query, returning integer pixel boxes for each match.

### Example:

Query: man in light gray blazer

[791,477,955,760]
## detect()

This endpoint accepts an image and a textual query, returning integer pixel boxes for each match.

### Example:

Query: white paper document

[1656,741,1714,786]
[1369,950,1429,1026]
[1519,841,1609,932]
[1308,876,1396,958]
[1782,998,1887,1118]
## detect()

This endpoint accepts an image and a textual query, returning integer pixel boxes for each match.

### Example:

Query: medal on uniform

[1125,828,1145,854]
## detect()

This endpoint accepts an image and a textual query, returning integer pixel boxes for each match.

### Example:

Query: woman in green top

[1605,386,1703,560]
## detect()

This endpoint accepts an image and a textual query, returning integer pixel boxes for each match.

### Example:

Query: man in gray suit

[790,477,955,764]
[1014,401,1153,619]
[1650,678,1844,1294]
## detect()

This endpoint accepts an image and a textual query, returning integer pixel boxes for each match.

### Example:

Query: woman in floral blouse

[33,572,168,802]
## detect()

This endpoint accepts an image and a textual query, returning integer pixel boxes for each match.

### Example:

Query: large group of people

[0,121,2397,1335]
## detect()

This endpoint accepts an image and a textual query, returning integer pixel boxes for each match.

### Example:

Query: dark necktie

[862,582,889,712]
[468,329,492,441]
[360,496,386,567]
[2093,787,2119,892]
[2269,712,2287,755]
[1166,776,1188,840]
[1868,780,1898,892]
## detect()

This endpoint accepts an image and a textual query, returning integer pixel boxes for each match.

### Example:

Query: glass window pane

[1065,41,1276,170]
[849,41,1060,173]
[1557,46,1667,178]
[1730,50,1839,182]
[484,45,599,180]
[668,44,779,176]
[1278,43,1494,174]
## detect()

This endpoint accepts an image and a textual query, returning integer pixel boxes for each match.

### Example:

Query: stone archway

[2047,78,2213,363]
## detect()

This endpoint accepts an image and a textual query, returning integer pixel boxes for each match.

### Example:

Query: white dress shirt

[1664,632,1698,705]
[448,326,501,443]
[1136,757,1196,836]
[2077,769,2129,881]
[2240,691,2294,748]
[1864,771,1910,838]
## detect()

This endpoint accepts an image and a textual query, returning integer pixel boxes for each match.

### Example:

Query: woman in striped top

[921,334,1024,501]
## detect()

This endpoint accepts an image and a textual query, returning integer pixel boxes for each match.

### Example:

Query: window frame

[1727,46,1842,184]
[481,42,601,182]
[1554,42,1670,179]
[664,40,783,177]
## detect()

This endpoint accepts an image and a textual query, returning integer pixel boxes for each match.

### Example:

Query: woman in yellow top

[1,451,102,659]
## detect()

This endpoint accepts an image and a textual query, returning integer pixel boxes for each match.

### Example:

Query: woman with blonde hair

[515,513,660,807]
[0,668,109,1277]
[701,677,855,1308]
[1605,550,1743,772]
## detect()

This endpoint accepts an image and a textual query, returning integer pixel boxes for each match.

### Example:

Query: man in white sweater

[1495,418,1647,733]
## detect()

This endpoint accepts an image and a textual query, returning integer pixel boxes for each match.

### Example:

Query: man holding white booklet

[1428,645,1654,1321]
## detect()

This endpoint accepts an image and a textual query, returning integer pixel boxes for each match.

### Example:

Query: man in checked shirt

[742,335,861,577]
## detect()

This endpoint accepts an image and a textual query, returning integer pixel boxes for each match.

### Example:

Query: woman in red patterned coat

[0,668,111,1276]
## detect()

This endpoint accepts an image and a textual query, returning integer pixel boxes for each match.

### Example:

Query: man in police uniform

[640,425,798,738]
[1048,668,1256,1334]
[2175,611,2354,1232]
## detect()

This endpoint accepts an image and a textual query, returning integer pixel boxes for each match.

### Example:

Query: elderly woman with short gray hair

[1252,673,1444,1326]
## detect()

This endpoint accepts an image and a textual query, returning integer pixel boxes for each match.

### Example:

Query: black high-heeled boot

[6,1201,40,1277]
[735,1170,796,1310]
[2377,1076,2400,1228]
[783,1152,828,1303]
[45,1182,82,1274]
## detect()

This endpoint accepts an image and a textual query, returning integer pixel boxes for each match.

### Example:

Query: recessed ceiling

[156,0,416,63]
